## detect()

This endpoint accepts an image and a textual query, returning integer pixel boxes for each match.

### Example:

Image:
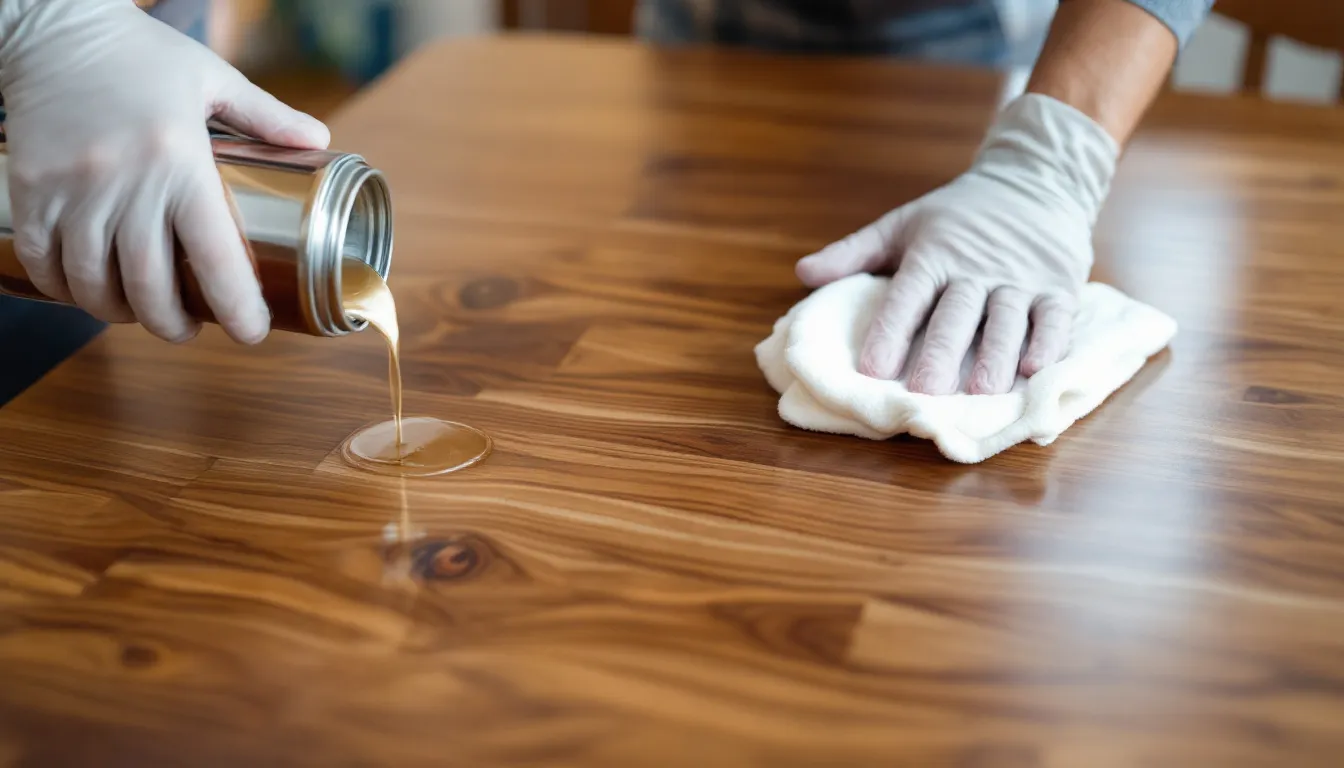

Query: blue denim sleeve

[1120,0,1216,47]
[144,0,210,44]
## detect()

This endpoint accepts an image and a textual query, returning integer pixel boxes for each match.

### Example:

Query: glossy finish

[0,138,393,337]
[2,37,1344,766]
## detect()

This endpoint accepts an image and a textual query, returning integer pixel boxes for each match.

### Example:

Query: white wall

[1173,12,1342,103]
[396,0,497,55]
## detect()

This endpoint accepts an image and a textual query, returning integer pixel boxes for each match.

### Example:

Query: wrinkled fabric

[756,274,1178,463]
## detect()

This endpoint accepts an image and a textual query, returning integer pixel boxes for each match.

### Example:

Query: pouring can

[0,133,393,337]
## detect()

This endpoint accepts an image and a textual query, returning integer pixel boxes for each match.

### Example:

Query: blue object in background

[0,299,108,406]
[275,0,402,84]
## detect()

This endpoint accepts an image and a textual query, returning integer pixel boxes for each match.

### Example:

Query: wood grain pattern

[3,36,1344,766]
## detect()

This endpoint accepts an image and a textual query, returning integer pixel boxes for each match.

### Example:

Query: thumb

[794,206,910,288]
[212,70,331,150]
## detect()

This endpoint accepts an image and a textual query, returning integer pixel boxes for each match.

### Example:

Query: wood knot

[1243,385,1311,405]
[411,536,487,581]
[958,743,1040,768]
[120,643,159,669]
[459,277,519,310]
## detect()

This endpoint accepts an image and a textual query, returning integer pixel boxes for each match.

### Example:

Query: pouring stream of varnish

[342,258,404,448]
[338,259,492,476]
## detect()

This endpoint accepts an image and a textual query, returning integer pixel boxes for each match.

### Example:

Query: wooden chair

[1212,0,1344,97]
[500,0,636,35]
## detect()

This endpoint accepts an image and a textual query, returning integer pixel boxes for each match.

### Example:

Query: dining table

[2,34,1344,767]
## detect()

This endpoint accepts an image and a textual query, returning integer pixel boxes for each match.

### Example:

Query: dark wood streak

[408,537,489,582]
[1243,385,1315,405]
[458,277,522,310]
[1,36,1344,767]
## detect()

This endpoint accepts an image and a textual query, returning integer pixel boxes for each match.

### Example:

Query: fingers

[857,264,939,380]
[59,173,135,323]
[213,70,330,149]
[60,214,135,324]
[795,207,908,288]
[173,162,270,344]
[968,287,1031,394]
[118,181,199,343]
[906,282,988,395]
[9,185,72,303]
[1020,294,1076,377]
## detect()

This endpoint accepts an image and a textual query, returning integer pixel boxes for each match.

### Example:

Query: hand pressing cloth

[755,274,1177,463]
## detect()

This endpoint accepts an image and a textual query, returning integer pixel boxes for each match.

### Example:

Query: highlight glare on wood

[3,36,1344,767]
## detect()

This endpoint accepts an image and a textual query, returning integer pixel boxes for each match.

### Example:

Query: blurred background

[225,0,1344,121]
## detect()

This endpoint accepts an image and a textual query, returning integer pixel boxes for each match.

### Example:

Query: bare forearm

[1025,0,1178,145]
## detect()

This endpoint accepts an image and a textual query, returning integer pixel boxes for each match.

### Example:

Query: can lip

[304,153,394,337]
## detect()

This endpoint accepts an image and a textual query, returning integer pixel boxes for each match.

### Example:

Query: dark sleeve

[1111,0,1216,47]
[143,0,211,44]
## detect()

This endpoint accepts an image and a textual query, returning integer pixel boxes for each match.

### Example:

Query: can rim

[305,153,394,336]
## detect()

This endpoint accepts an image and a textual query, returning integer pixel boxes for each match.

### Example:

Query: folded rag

[755,274,1177,463]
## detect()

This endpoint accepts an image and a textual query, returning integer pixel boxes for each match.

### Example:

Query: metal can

[0,133,393,337]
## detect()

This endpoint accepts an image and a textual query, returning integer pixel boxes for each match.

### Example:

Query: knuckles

[143,124,199,160]
[73,145,119,183]
[61,257,109,287]
[12,231,52,267]
[8,124,202,191]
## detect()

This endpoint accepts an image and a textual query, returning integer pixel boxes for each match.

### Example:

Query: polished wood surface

[4,36,1344,766]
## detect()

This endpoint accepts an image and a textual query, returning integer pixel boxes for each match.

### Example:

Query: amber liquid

[339,260,491,476]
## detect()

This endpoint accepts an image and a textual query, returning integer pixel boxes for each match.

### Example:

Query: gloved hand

[795,93,1119,395]
[0,0,330,343]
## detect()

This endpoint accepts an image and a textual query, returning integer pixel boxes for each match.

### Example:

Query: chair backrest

[500,0,636,35]
[1212,0,1344,96]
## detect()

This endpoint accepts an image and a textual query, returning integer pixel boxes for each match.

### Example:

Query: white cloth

[755,274,1177,463]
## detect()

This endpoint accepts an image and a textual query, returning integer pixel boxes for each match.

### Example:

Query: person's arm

[795,0,1214,395]
[1028,0,1210,145]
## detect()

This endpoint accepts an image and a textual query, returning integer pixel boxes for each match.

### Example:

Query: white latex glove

[0,0,330,343]
[795,93,1119,395]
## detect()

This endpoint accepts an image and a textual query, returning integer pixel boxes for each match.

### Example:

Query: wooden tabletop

[4,36,1344,766]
